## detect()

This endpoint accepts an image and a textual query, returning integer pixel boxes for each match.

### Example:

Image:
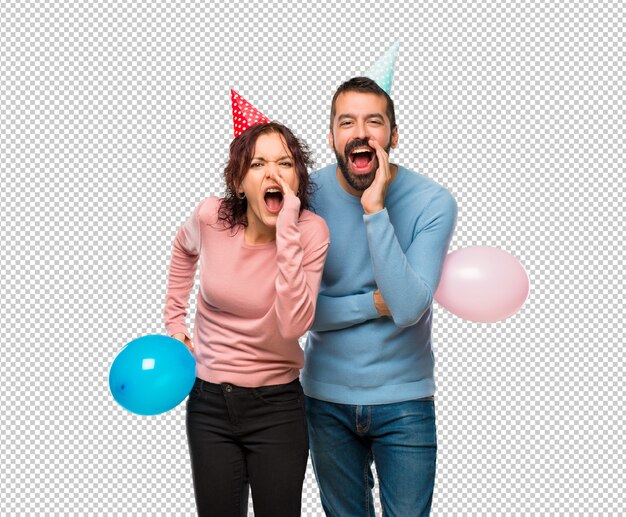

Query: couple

[164,77,457,517]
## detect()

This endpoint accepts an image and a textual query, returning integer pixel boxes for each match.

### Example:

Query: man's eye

[370,120,382,125]
[340,121,352,127]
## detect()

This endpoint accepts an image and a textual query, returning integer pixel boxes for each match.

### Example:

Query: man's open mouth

[264,187,284,213]
[349,148,375,173]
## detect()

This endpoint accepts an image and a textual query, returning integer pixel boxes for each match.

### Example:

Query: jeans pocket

[253,380,303,407]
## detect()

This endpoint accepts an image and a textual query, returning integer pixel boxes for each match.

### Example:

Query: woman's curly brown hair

[218,122,316,230]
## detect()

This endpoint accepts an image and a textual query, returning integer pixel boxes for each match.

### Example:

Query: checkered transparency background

[1,0,623,515]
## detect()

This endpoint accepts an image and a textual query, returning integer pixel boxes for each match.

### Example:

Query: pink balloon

[434,246,529,323]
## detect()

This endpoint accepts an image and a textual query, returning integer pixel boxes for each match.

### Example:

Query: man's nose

[355,122,370,139]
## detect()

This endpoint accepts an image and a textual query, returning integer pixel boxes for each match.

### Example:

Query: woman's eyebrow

[252,155,292,161]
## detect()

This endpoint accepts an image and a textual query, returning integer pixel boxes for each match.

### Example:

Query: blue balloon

[109,334,196,416]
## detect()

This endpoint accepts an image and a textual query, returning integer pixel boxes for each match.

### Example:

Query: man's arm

[310,291,381,332]
[361,139,457,327]
[365,190,457,327]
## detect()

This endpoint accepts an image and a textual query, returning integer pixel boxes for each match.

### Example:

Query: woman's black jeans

[186,377,309,517]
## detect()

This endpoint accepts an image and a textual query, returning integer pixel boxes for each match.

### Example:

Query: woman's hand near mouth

[268,170,298,203]
[269,169,301,241]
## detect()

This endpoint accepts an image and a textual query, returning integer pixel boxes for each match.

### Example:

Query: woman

[164,121,329,517]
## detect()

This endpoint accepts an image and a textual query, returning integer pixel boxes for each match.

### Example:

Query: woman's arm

[163,200,205,343]
[272,182,330,339]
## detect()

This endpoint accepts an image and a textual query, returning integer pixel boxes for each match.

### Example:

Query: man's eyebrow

[337,113,385,120]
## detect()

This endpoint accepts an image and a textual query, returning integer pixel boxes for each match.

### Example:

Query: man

[301,76,457,516]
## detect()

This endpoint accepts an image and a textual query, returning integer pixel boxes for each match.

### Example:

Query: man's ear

[328,130,334,151]
[391,126,399,149]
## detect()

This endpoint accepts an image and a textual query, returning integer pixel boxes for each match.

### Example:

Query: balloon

[109,334,196,416]
[434,246,529,323]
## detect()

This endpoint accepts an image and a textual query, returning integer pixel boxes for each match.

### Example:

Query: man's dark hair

[329,76,396,131]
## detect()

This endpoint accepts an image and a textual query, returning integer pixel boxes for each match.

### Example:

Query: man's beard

[334,137,391,192]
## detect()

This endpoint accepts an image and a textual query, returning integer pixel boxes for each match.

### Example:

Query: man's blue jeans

[305,395,437,517]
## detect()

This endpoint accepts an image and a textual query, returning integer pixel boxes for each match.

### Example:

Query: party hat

[362,40,400,95]
[230,89,270,138]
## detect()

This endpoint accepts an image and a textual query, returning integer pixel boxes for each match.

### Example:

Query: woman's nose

[265,162,277,177]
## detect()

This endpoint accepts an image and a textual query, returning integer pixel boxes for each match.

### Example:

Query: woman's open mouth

[264,188,284,214]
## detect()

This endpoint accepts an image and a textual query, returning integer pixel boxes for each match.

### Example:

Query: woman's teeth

[264,188,283,212]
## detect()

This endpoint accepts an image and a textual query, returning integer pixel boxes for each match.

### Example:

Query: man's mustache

[344,139,373,156]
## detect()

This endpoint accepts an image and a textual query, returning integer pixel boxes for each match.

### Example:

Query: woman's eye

[280,162,293,167]
[251,162,263,168]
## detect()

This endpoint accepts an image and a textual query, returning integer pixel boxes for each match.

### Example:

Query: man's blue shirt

[302,164,457,405]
